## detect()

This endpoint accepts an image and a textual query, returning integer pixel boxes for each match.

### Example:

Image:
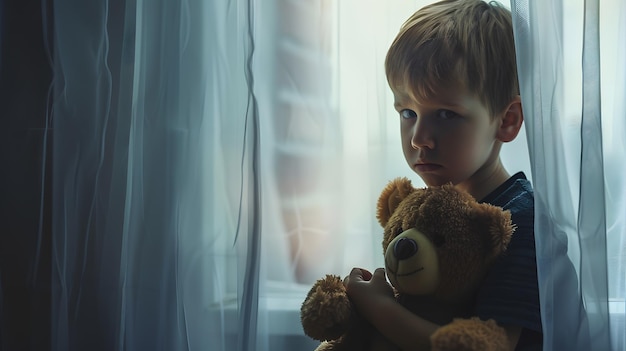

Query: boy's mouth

[415,163,442,172]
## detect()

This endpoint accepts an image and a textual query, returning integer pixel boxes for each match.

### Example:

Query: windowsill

[209,281,312,336]
[210,284,625,342]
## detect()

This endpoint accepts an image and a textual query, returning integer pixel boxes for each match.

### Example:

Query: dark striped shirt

[476,172,543,350]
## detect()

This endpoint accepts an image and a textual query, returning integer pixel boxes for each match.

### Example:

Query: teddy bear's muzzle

[385,228,440,295]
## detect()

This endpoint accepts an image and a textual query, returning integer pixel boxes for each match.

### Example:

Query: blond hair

[385,0,519,116]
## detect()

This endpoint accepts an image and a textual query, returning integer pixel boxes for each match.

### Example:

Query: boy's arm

[345,268,521,351]
[345,268,438,350]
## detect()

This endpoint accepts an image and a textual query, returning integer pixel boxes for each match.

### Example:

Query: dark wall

[0,0,52,350]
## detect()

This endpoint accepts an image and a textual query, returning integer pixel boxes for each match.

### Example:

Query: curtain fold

[49,0,259,350]
[238,0,262,349]
[512,0,625,349]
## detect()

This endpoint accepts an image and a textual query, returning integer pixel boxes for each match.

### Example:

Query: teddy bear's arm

[430,317,509,351]
[301,275,354,341]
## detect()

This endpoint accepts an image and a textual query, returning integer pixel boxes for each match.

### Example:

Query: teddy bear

[300,177,515,351]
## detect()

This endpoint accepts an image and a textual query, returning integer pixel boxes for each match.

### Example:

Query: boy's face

[393,84,502,190]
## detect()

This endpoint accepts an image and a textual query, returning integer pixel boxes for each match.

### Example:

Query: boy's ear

[496,95,524,143]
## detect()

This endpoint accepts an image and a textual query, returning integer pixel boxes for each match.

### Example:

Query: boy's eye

[400,109,417,119]
[436,109,459,119]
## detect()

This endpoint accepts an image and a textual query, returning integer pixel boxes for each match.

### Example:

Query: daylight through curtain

[512,0,626,349]
[49,0,259,350]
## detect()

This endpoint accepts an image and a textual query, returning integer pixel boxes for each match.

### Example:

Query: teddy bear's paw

[430,317,509,351]
[301,275,353,341]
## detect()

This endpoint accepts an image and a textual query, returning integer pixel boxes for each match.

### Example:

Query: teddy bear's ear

[376,177,416,227]
[473,204,515,263]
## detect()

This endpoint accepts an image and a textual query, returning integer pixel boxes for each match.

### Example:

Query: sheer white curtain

[512,0,626,349]
[53,0,626,350]
[50,0,258,350]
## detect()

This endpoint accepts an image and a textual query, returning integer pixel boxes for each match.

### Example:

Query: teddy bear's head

[376,178,514,303]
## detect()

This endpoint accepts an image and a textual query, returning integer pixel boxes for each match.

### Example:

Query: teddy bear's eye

[394,227,404,237]
[433,235,446,247]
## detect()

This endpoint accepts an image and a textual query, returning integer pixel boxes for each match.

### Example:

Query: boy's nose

[411,120,435,149]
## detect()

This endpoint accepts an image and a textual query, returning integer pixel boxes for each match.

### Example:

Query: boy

[343,0,543,350]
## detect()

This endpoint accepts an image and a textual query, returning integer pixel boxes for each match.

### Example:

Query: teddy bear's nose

[393,238,418,260]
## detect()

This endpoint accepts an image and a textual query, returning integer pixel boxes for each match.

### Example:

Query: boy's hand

[343,268,395,318]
